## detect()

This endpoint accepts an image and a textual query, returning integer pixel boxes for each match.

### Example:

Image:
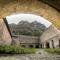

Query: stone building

[40,25,60,48]
[11,24,60,48]
[12,35,41,48]
[0,18,12,45]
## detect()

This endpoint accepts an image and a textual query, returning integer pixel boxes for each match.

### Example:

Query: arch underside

[0,0,60,30]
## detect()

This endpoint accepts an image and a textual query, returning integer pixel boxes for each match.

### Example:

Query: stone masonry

[40,25,60,48]
[0,18,12,45]
[0,0,60,30]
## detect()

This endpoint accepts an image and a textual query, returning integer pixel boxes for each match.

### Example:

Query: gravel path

[0,54,60,60]
[0,49,59,60]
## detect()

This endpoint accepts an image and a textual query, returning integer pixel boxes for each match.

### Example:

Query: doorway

[35,45,39,48]
[46,42,50,48]
[51,40,55,48]
[59,39,60,48]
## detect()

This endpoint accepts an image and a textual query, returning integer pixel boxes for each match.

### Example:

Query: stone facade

[12,35,41,48]
[0,18,12,45]
[40,25,60,48]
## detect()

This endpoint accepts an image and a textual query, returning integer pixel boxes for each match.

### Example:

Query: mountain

[9,21,46,36]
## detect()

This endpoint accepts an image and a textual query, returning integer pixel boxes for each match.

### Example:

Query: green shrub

[0,45,36,54]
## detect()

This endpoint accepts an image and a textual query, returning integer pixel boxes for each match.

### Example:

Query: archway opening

[46,42,50,48]
[6,13,52,36]
[5,13,52,48]
[35,45,39,48]
[29,45,33,48]
[6,14,52,27]
[21,45,26,47]
[59,39,60,48]
[51,40,55,48]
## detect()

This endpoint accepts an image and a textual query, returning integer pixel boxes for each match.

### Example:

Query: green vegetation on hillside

[9,21,46,36]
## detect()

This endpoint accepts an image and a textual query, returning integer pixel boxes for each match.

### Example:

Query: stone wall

[40,25,60,43]
[40,25,60,48]
[0,19,12,45]
[12,35,40,48]
[49,34,60,48]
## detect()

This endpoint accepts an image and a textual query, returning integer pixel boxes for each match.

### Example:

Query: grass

[0,45,60,55]
[44,48,60,55]
[0,45,36,54]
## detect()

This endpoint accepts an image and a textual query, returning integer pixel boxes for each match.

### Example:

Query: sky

[6,14,52,27]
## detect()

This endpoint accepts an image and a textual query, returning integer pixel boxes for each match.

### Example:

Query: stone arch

[0,0,60,30]
[59,39,60,48]
[35,45,39,48]
[21,45,26,47]
[51,40,55,48]
[29,45,33,48]
[46,42,50,48]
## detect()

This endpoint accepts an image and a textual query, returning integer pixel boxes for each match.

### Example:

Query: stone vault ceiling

[0,0,60,30]
[0,0,60,12]
[39,0,60,12]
